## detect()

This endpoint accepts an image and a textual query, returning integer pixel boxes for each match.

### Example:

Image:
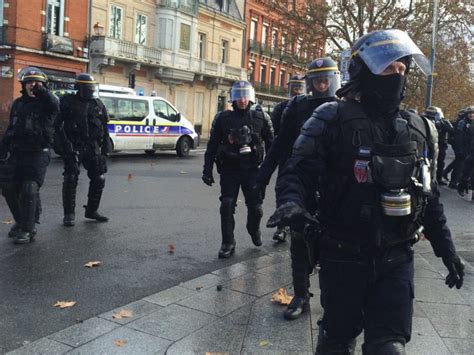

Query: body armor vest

[216,109,266,170]
[321,100,434,248]
[10,97,54,151]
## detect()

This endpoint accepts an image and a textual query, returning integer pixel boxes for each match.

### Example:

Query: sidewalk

[8,237,474,355]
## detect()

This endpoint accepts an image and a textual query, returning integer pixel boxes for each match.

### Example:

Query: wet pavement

[8,236,474,355]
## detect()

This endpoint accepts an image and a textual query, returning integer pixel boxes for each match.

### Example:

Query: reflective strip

[75,80,97,84]
[352,39,403,57]
[307,66,339,73]
[289,80,306,83]
[232,87,252,91]
[22,75,46,80]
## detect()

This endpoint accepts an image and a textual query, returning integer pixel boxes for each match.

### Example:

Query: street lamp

[93,22,105,37]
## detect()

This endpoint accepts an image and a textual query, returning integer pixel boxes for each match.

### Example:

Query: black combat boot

[63,174,77,226]
[2,186,22,239]
[316,331,357,355]
[284,295,309,320]
[247,204,263,246]
[15,181,38,244]
[273,226,289,243]
[84,176,108,222]
[218,198,236,258]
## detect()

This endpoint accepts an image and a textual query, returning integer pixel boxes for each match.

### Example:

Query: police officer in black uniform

[257,58,340,320]
[268,30,465,354]
[456,106,474,199]
[266,74,306,243]
[0,67,59,244]
[202,80,274,258]
[423,106,453,186]
[55,73,112,226]
[271,74,306,136]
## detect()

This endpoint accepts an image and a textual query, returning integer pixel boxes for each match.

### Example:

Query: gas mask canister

[229,125,252,154]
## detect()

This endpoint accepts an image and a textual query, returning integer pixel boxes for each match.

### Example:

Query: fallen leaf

[196,286,203,290]
[53,301,77,309]
[113,309,133,319]
[84,261,102,268]
[180,171,187,174]
[114,339,127,347]
[168,244,175,254]
[271,288,293,305]
[259,340,269,347]
[1,219,13,225]
[127,173,133,181]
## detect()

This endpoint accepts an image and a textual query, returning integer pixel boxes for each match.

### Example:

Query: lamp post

[425,0,439,108]
[93,22,104,37]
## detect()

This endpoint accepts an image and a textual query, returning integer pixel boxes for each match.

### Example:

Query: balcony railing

[157,0,198,15]
[249,39,261,54]
[90,37,245,80]
[260,43,272,57]
[251,81,287,97]
[0,26,4,44]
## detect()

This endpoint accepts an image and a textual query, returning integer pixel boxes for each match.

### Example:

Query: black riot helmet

[18,67,48,84]
[337,29,431,98]
[75,73,98,99]
[305,57,340,99]
[288,74,306,97]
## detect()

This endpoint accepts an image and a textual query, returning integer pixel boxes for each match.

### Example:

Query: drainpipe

[86,0,92,72]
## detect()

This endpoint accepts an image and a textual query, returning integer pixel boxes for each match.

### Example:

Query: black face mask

[361,73,406,115]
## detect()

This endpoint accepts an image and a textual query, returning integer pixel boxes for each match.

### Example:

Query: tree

[269,0,473,119]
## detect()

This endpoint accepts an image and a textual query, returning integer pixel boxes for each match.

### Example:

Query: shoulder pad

[218,110,232,120]
[309,101,339,124]
[250,109,265,120]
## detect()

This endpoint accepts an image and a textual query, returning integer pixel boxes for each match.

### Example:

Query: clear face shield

[355,29,431,76]
[288,80,306,97]
[78,83,99,99]
[306,71,341,99]
[230,86,256,104]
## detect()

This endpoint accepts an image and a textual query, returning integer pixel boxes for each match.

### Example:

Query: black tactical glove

[267,201,318,232]
[202,173,215,186]
[457,180,469,197]
[442,256,465,289]
[32,84,49,98]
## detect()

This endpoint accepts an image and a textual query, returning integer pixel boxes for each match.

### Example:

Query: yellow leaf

[114,339,127,347]
[127,173,133,181]
[259,340,269,347]
[84,261,102,268]
[53,301,77,309]
[180,171,187,174]
[168,244,176,254]
[271,288,293,305]
[113,309,133,319]
[1,219,13,225]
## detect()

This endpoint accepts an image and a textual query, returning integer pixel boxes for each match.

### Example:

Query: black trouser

[219,169,261,244]
[2,150,50,231]
[290,231,315,297]
[317,241,414,352]
[62,152,107,215]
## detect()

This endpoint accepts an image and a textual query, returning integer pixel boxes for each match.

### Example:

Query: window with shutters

[109,5,123,39]
[46,0,65,36]
[180,23,191,51]
[135,14,147,45]
[159,18,173,49]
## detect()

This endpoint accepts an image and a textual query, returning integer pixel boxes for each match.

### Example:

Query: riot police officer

[423,106,453,185]
[202,80,274,258]
[0,67,59,244]
[55,73,112,226]
[271,74,306,136]
[256,58,340,320]
[266,74,306,243]
[268,30,464,354]
[456,106,474,199]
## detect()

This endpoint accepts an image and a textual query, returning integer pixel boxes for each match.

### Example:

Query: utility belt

[216,143,262,171]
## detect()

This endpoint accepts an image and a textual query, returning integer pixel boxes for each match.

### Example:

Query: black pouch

[371,142,418,190]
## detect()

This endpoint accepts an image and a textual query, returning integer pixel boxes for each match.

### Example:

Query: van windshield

[102,97,149,121]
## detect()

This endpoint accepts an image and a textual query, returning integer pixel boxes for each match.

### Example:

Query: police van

[99,93,198,157]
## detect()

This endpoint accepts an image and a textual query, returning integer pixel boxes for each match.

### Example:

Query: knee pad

[90,174,105,189]
[220,198,235,216]
[363,338,406,355]
[21,181,39,195]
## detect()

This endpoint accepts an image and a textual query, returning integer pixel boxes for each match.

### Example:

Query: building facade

[0,0,89,130]
[89,0,246,138]
[244,0,322,112]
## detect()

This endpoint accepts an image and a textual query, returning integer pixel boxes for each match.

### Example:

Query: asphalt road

[0,149,473,353]
[0,149,285,353]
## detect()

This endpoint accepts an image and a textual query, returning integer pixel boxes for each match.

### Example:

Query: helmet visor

[355,29,431,75]
[307,71,340,99]
[230,86,255,103]
[288,80,306,97]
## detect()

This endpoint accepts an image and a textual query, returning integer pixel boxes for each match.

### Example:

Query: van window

[153,100,179,122]
[102,97,148,121]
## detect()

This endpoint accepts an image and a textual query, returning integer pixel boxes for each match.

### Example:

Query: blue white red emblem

[316,59,324,67]
[354,160,369,183]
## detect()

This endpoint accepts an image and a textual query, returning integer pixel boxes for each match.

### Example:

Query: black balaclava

[231,101,251,114]
[360,71,406,116]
